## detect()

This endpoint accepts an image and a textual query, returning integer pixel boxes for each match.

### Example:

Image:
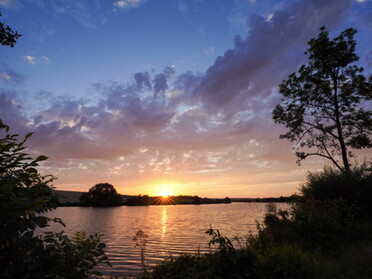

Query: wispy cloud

[113,0,146,9]
[23,55,51,65]
[0,66,26,85]
[41,56,51,64]
[197,24,206,36]
[0,0,22,9]
[24,55,36,64]
[203,47,215,57]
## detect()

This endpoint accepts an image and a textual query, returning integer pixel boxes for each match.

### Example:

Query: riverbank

[54,190,293,206]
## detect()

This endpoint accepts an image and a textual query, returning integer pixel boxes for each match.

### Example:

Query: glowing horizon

[1,0,371,198]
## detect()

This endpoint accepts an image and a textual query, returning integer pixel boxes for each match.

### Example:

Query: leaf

[35,155,48,162]
[20,132,34,145]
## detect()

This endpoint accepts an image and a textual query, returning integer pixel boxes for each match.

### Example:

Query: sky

[0,0,371,198]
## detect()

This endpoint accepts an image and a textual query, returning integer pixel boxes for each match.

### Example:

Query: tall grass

[146,165,372,279]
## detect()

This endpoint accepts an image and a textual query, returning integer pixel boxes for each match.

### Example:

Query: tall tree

[273,27,371,173]
[0,12,21,47]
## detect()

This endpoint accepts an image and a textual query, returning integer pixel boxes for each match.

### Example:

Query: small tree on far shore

[80,183,122,206]
[273,27,371,173]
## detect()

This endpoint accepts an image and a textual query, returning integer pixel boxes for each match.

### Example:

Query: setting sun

[155,184,175,198]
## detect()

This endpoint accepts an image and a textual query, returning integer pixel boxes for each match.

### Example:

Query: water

[43,202,287,277]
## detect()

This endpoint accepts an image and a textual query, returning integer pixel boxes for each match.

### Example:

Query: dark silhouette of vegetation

[0,21,109,278]
[133,230,149,275]
[273,27,371,173]
[57,192,232,206]
[125,194,151,206]
[80,183,122,206]
[0,120,110,278]
[300,164,372,220]
[231,196,294,203]
[148,27,372,279]
[0,12,21,47]
[150,166,372,279]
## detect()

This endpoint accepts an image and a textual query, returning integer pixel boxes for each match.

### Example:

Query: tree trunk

[333,77,350,173]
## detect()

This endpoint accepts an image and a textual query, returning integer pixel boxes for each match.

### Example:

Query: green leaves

[206,227,235,252]
[0,120,110,278]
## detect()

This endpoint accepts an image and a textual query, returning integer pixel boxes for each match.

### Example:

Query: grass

[141,166,372,279]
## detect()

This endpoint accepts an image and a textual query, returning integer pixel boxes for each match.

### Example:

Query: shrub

[0,120,110,278]
[300,165,372,219]
[151,229,331,279]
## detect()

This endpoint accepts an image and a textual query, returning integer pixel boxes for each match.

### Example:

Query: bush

[300,165,372,219]
[255,200,370,252]
[151,229,331,279]
[151,249,260,279]
[0,120,110,278]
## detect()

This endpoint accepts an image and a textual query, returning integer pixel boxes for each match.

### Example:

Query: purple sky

[0,0,371,197]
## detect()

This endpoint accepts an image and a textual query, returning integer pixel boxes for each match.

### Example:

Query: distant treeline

[231,196,295,203]
[56,191,294,207]
[125,195,232,206]
[56,192,232,207]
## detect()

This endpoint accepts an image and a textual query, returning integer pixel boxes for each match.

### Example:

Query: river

[43,202,288,277]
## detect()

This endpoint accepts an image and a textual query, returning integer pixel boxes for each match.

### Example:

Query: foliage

[272,27,371,173]
[0,120,110,278]
[256,200,364,251]
[300,165,372,219]
[126,194,150,206]
[36,231,110,278]
[133,230,148,274]
[150,164,372,279]
[80,183,122,206]
[206,227,235,251]
[0,12,21,47]
[151,229,331,279]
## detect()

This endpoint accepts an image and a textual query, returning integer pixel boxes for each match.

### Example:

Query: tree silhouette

[0,12,21,47]
[80,183,122,206]
[273,27,371,173]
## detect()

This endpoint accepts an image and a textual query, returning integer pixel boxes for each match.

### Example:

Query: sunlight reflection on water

[43,202,288,277]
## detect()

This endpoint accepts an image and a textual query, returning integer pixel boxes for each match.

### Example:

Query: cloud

[41,56,51,64]
[194,0,353,111]
[177,1,188,14]
[197,24,206,36]
[203,47,215,57]
[2,0,369,196]
[0,91,30,134]
[0,0,23,10]
[0,66,26,85]
[134,72,152,91]
[24,55,36,64]
[25,0,106,29]
[113,0,146,9]
[23,55,51,65]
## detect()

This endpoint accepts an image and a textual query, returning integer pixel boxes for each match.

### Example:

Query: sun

[156,185,175,198]
[154,187,176,205]
[159,190,171,199]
